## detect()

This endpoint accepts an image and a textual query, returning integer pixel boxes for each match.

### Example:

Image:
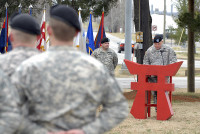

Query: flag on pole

[86,13,94,55]
[46,34,50,50]
[73,8,86,53]
[29,4,33,16]
[0,6,12,54]
[0,19,7,53]
[18,3,22,14]
[36,9,48,51]
[94,11,106,49]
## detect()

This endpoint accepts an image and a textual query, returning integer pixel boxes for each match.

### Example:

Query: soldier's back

[0,47,39,77]
[12,45,127,132]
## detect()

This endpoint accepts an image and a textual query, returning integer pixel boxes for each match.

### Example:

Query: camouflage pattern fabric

[0,47,48,134]
[143,44,177,65]
[0,47,40,77]
[0,70,21,134]
[11,46,128,134]
[92,47,118,77]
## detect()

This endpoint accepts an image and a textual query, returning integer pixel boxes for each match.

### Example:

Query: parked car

[117,39,135,53]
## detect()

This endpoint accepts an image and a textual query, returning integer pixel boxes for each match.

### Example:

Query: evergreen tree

[172,0,200,45]
[0,0,44,21]
[56,0,118,22]
[0,0,118,23]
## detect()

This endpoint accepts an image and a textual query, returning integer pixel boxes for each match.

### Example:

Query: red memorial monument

[124,59,183,120]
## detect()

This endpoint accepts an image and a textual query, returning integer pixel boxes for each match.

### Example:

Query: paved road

[116,77,200,90]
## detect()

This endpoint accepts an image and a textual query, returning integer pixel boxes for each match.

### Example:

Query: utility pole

[122,0,132,69]
[163,0,166,44]
[188,0,195,92]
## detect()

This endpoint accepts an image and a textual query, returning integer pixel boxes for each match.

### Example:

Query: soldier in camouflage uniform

[0,13,41,77]
[11,5,128,134]
[0,14,49,133]
[143,34,177,105]
[92,37,118,77]
[0,69,21,134]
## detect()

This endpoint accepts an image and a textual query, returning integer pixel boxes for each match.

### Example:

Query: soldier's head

[48,5,80,45]
[9,13,40,49]
[153,34,163,50]
[101,37,110,50]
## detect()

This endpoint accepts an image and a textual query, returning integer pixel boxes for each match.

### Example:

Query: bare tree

[104,0,125,33]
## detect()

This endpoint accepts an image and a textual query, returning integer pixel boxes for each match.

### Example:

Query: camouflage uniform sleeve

[168,48,177,64]
[0,70,22,134]
[113,51,118,69]
[11,67,49,134]
[82,71,128,134]
[143,50,150,65]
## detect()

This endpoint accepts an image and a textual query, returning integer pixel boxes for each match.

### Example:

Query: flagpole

[18,3,22,14]
[5,2,8,53]
[75,7,82,48]
[43,5,46,51]
[101,8,104,45]
[29,4,33,16]
[94,7,106,49]
[78,7,82,15]
[86,7,95,55]
[36,6,47,51]
[89,7,93,54]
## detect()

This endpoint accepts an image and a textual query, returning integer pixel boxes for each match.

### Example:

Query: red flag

[36,10,47,51]
[94,11,106,49]
[0,9,12,53]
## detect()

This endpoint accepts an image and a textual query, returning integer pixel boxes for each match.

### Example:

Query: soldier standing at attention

[92,37,118,77]
[143,34,177,105]
[11,5,128,134]
[0,13,41,77]
[0,13,50,134]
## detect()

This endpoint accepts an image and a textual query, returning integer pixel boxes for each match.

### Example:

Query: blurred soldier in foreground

[0,70,47,134]
[0,69,21,134]
[0,13,49,134]
[12,5,128,134]
[143,34,177,105]
[92,37,118,77]
[0,13,41,77]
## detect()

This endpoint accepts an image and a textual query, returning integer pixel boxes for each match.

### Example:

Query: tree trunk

[134,0,152,64]
[187,0,195,92]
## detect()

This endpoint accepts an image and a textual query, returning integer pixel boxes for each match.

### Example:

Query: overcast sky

[149,0,178,12]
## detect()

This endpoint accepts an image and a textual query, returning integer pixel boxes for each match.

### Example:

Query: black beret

[154,34,163,43]
[10,13,40,35]
[101,37,110,44]
[50,4,80,31]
